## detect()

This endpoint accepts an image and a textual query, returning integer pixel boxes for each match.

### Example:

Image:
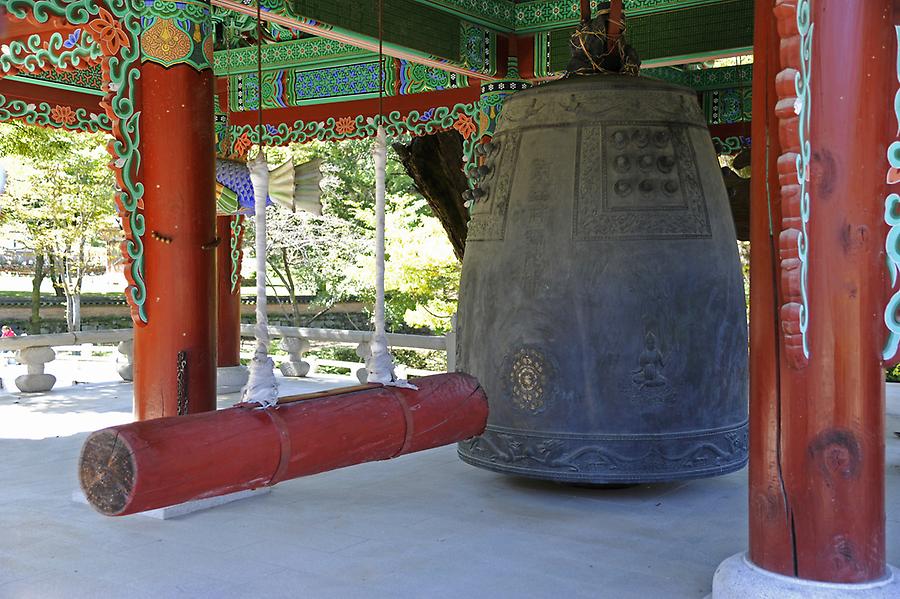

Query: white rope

[240,150,279,408]
[368,125,416,389]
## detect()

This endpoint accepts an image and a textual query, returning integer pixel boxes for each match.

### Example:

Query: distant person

[1,325,15,337]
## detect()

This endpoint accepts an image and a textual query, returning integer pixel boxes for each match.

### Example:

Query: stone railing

[0,329,133,392]
[0,323,455,393]
[239,323,456,383]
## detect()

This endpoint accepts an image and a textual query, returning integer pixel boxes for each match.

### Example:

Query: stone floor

[0,359,898,598]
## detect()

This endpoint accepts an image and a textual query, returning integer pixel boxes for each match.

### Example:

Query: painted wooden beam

[0,77,101,113]
[226,83,480,127]
[212,0,502,81]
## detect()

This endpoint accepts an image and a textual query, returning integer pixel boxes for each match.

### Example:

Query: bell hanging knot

[566,10,641,77]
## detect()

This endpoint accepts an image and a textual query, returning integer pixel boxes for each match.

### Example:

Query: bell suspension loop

[366,0,416,390]
[239,0,279,408]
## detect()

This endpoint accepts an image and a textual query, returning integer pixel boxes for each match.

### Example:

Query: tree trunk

[74,244,83,331]
[281,248,301,327]
[65,293,74,332]
[72,292,81,332]
[393,131,469,261]
[49,259,65,297]
[29,254,45,334]
[722,166,750,241]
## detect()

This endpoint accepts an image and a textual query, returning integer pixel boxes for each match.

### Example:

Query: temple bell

[456,32,749,484]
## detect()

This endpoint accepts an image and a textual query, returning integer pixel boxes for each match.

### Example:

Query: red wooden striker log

[79,373,487,516]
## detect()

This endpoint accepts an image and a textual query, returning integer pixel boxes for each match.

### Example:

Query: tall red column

[216,214,243,367]
[746,0,794,576]
[134,5,217,420]
[738,0,895,588]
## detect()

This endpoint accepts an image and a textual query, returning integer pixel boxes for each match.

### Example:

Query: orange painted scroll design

[774,0,812,370]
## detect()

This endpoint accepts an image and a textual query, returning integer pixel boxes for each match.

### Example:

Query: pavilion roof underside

[0,0,752,134]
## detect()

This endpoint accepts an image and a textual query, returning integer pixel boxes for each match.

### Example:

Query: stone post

[14,346,56,393]
[355,342,370,384]
[117,340,134,382]
[279,337,311,377]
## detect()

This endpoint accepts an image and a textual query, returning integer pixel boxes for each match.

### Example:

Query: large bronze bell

[456,74,749,484]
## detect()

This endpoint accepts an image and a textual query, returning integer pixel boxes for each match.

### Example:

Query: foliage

[260,206,371,326]
[306,346,447,375]
[381,195,459,333]
[887,365,900,383]
[738,240,750,312]
[0,123,116,331]
[249,138,460,334]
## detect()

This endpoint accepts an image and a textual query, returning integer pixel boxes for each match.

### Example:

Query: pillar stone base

[279,360,310,378]
[14,373,56,393]
[217,365,249,394]
[710,554,900,599]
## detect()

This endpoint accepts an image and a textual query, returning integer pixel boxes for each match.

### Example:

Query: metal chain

[176,350,188,416]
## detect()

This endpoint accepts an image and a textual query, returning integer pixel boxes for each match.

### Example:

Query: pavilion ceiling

[0,0,752,158]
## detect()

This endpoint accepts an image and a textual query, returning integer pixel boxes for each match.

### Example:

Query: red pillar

[134,6,217,420]
[747,0,793,576]
[216,214,243,367]
[748,0,894,584]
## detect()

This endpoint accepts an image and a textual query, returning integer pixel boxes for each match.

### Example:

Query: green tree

[262,206,371,327]
[0,123,115,332]
[255,139,460,334]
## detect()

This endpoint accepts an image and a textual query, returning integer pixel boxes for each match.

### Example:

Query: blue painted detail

[215,159,271,214]
[63,29,82,49]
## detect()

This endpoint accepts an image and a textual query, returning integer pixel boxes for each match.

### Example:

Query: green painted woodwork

[140,0,213,71]
[213,10,300,47]
[0,30,103,76]
[643,63,752,89]
[214,37,371,75]
[540,0,752,75]
[644,64,753,126]
[0,92,111,130]
[398,61,468,95]
[219,103,481,181]
[7,74,106,96]
[417,0,516,30]
[400,0,734,33]
[628,0,753,61]
[294,0,461,64]
[229,215,243,293]
[229,60,384,111]
[711,135,749,156]
[578,62,755,129]
[6,0,148,325]
[17,64,105,94]
[226,55,468,113]
[209,0,743,81]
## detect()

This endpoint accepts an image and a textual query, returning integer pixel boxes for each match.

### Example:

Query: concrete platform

[0,361,898,598]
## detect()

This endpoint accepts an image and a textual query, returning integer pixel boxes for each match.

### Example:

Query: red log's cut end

[79,429,136,516]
